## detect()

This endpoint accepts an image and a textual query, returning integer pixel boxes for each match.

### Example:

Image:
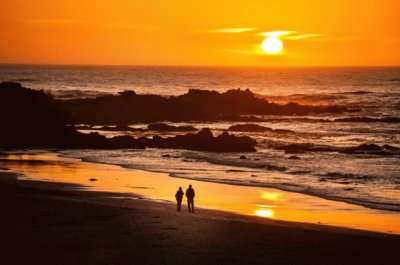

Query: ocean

[1,64,399,211]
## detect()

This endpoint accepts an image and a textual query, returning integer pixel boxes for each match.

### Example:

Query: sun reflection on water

[260,191,282,202]
[254,203,276,218]
[254,208,275,218]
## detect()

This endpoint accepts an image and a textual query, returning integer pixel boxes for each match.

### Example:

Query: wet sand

[2,171,399,265]
[2,152,400,234]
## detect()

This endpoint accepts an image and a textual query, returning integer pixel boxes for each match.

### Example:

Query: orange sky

[0,0,399,66]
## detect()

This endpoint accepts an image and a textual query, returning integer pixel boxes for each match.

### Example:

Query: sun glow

[261,37,283,54]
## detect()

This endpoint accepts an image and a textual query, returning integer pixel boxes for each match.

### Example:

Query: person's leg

[191,200,194,213]
[188,200,193,213]
[177,201,181,211]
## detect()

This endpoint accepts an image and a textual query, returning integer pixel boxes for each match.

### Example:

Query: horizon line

[1,62,399,69]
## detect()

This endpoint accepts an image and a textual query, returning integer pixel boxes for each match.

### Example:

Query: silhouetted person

[175,187,184,212]
[185,184,195,213]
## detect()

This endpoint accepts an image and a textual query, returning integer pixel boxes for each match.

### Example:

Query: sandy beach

[2,155,400,265]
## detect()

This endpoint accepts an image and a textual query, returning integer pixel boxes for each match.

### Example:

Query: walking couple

[175,185,195,213]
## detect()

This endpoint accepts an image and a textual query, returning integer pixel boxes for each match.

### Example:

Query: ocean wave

[181,151,287,172]
[319,172,378,184]
[14,78,39,82]
[46,89,111,99]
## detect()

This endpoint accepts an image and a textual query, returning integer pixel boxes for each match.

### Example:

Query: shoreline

[60,153,400,213]
[58,149,400,213]
[2,170,399,265]
[2,151,400,235]
[55,152,400,211]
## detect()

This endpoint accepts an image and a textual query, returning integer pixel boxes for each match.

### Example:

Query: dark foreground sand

[2,172,399,265]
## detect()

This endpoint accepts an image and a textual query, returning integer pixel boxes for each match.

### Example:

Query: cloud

[259,31,326,41]
[258,30,297,37]
[282,34,325,40]
[196,28,257,33]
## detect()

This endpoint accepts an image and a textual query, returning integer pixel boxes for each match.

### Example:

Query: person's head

[179,187,182,190]
[189,184,192,188]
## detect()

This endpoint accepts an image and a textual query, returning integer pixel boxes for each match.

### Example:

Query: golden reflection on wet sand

[1,152,399,234]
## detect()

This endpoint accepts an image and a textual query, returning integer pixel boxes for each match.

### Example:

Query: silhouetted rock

[276,142,397,156]
[288,156,301,160]
[228,124,294,133]
[228,124,273,132]
[274,129,294,134]
[145,129,257,152]
[0,82,256,152]
[341,144,393,156]
[0,82,74,148]
[240,155,247,159]
[334,117,400,123]
[110,135,146,149]
[89,178,97,182]
[147,123,197,131]
[60,87,350,124]
[276,144,334,154]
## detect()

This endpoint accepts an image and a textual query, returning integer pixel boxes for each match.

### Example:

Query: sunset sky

[1,0,399,66]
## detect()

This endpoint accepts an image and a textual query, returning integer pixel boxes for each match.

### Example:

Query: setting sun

[261,37,283,54]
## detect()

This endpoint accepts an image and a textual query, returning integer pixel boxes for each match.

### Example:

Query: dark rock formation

[59,87,349,124]
[276,142,398,156]
[341,144,395,156]
[0,81,75,148]
[228,124,273,132]
[145,129,257,152]
[274,129,294,134]
[276,144,336,154]
[334,117,400,123]
[228,124,294,133]
[0,82,256,152]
